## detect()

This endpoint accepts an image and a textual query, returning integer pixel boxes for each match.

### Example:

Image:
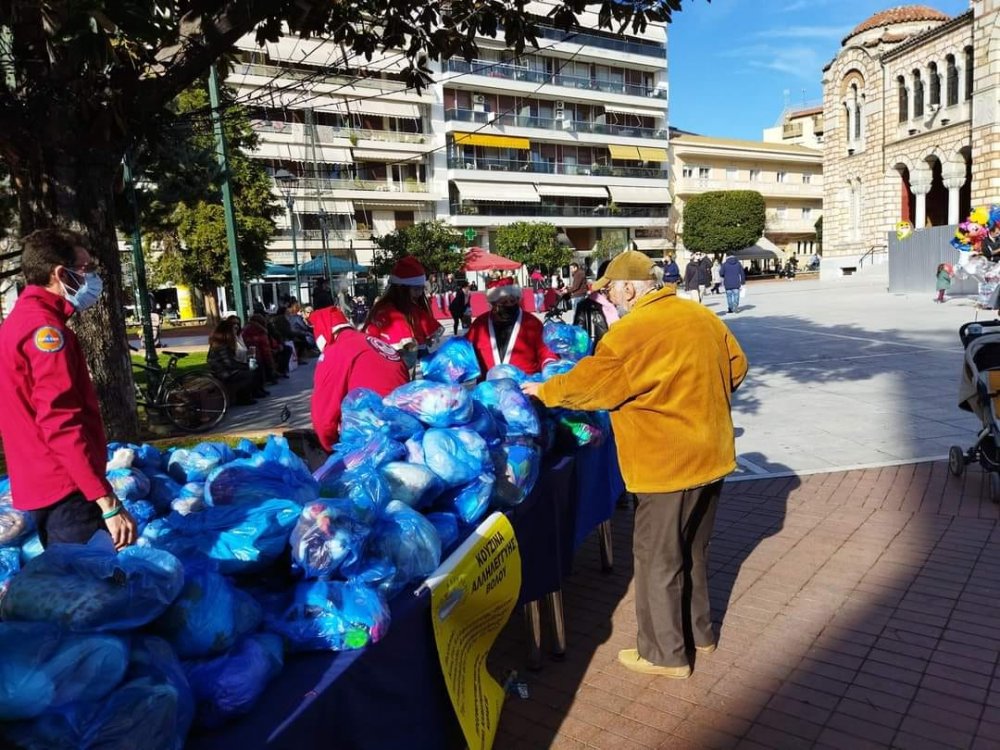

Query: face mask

[492,305,518,324]
[60,269,103,312]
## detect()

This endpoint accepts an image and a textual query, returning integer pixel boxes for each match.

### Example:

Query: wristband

[102,505,122,520]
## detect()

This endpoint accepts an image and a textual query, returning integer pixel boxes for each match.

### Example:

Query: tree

[371,221,465,278]
[682,191,766,257]
[592,235,628,264]
[0,0,687,439]
[493,221,572,273]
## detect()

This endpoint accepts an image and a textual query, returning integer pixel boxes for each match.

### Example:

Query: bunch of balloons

[951,205,1000,253]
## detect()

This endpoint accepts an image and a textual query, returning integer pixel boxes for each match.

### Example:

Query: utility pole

[123,148,160,373]
[208,63,246,324]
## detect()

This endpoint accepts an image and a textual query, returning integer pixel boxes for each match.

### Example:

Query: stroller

[949,320,1000,500]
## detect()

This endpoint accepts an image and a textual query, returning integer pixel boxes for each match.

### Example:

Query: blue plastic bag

[140,499,300,575]
[466,401,502,448]
[0,547,19,604]
[132,444,165,472]
[542,358,576,380]
[340,389,425,446]
[0,622,129,720]
[383,381,473,428]
[422,428,490,487]
[315,434,406,485]
[232,438,259,459]
[380,462,444,509]
[543,322,592,362]
[171,482,206,516]
[106,467,151,502]
[19,534,43,564]
[473,378,541,438]
[425,512,460,554]
[123,499,157,535]
[436,475,494,525]
[319,463,391,523]
[147,472,184,516]
[347,501,441,596]
[167,442,236,484]
[154,562,263,659]
[204,450,318,507]
[290,498,371,579]
[0,482,33,547]
[264,580,391,652]
[486,363,527,384]
[0,537,184,631]
[123,636,194,748]
[490,441,541,508]
[421,338,481,385]
[184,633,284,729]
[405,434,425,464]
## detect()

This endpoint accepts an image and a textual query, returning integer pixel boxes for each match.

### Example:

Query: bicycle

[131,350,229,433]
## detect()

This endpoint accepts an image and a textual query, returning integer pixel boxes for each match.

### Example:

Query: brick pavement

[491,460,1000,749]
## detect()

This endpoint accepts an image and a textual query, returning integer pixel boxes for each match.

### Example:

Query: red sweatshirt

[310,326,410,452]
[0,286,113,510]
[466,310,558,376]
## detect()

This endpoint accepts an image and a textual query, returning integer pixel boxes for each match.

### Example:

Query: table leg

[598,519,614,572]
[546,590,566,659]
[524,601,543,671]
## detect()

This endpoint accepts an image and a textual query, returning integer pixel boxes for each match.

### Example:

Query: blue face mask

[60,269,104,312]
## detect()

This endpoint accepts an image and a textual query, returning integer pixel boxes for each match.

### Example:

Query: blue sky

[668,0,969,139]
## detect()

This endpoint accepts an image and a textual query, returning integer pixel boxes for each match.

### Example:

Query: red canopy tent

[463,247,522,272]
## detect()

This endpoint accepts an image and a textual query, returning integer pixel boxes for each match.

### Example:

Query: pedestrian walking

[522,251,748,678]
[662,254,681,285]
[710,260,722,295]
[721,255,746,313]
[567,262,588,313]
[530,268,546,312]
[935,263,953,303]
[0,229,138,549]
[697,252,712,299]
[449,282,471,334]
[683,255,702,301]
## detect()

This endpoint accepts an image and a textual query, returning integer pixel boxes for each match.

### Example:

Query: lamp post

[274,170,301,302]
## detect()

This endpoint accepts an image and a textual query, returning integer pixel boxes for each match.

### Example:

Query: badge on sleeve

[33,326,65,353]
[366,335,402,362]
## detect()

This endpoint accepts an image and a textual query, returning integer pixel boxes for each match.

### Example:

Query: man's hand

[96,496,138,550]
[521,382,543,399]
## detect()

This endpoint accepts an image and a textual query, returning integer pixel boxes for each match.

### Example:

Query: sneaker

[617,649,691,678]
[694,643,717,654]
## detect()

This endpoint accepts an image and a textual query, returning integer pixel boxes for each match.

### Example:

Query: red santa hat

[310,306,353,352]
[486,284,522,304]
[389,256,427,287]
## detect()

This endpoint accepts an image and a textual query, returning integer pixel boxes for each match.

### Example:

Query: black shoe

[254,389,271,397]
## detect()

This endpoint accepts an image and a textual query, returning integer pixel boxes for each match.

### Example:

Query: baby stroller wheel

[991,472,1000,504]
[949,446,966,477]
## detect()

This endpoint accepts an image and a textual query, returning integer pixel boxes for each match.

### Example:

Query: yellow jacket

[538,286,748,494]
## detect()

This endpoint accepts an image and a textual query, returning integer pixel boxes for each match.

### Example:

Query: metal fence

[887,224,978,295]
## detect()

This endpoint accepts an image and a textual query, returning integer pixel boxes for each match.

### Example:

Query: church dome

[844,5,950,45]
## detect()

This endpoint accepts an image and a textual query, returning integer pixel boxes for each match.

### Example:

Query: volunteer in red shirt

[364,256,442,371]
[466,284,559,376]
[0,229,137,549]
[311,306,410,452]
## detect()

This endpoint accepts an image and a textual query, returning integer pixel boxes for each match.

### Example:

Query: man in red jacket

[0,229,137,549]
[310,306,409,452]
[466,285,559,376]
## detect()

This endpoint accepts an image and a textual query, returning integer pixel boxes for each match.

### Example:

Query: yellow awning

[454,133,530,149]
[638,147,668,162]
[608,144,641,160]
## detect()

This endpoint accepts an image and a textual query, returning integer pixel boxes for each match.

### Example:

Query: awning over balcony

[609,185,670,204]
[352,150,423,162]
[453,132,530,149]
[603,102,667,118]
[632,238,669,252]
[608,144,642,160]
[536,184,609,199]
[637,147,668,162]
[351,100,421,118]
[454,181,540,202]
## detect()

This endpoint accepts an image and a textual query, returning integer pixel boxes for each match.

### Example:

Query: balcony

[274,228,373,241]
[234,62,409,93]
[252,121,428,145]
[532,25,666,58]
[444,108,664,139]
[450,203,668,219]
[447,156,667,179]
[673,176,822,199]
[444,59,666,99]
[278,176,430,194]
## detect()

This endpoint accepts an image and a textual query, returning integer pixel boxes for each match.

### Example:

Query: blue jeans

[534,291,544,311]
[725,288,740,311]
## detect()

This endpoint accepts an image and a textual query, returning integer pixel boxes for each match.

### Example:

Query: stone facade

[821,5,997,277]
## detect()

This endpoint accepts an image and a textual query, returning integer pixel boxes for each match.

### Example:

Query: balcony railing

[451,203,668,218]
[235,62,408,93]
[533,25,666,58]
[252,120,427,144]
[276,177,430,193]
[444,59,666,99]
[274,228,373,240]
[444,108,664,139]
[447,156,667,179]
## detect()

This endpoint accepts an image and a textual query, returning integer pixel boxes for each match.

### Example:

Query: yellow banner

[176,285,195,319]
[429,512,521,750]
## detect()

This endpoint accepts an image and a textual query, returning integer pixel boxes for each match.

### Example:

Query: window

[912,70,924,118]
[776,171,787,183]
[682,166,694,178]
[929,62,940,106]
[855,96,863,141]
[776,206,787,220]
[965,46,974,101]
[726,167,738,180]
[947,54,959,106]
[802,207,812,220]
[898,75,908,122]
[803,173,812,185]
[749,169,760,182]
[698,167,711,179]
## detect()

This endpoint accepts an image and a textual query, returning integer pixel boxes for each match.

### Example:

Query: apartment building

[669,134,823,260]
[227,2,669,298]
[763,105,825,149]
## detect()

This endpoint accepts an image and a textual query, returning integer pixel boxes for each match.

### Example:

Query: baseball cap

[591,251,656,291]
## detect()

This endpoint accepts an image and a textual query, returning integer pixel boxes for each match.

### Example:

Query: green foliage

[593,235,628,264]
[371,221,465,277]
[683,191,766,257]
[493,222,572,273]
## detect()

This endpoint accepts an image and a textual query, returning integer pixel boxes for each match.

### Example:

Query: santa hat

[486,284,523,304]
[389,256,427,287]
[310,306,353,352]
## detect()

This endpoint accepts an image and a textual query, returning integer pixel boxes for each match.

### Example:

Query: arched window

[947,54,959,106]
[965,46,974,100]
[898,76,908,122]
[913,70,924,118]
[929,62,940,106]
[855,94,864,141]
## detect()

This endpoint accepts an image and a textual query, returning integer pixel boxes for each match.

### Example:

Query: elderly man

[466,284,558,376]
[523,251,748,678]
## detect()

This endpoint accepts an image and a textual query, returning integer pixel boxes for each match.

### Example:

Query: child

[935,263,953,303]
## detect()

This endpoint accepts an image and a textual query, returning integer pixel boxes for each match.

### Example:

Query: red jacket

[311,328,410,452]
[365,302,441,350]
[241,320,275,371]
[0,286,113,510]
[467,310,558,376]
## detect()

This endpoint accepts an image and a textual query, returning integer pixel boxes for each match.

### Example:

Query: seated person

[310,306,410,452]
[207,319,267,405]
[242,313,280,385]
[466,284,558,376]
[286,299,317,358]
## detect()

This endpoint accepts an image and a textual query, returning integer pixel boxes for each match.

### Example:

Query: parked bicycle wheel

[163,373,228,433]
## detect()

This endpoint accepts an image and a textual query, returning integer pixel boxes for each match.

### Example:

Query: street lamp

[274,169,301,303]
